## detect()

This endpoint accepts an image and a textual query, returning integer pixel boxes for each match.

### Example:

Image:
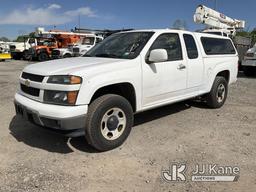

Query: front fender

[76,71,141,109]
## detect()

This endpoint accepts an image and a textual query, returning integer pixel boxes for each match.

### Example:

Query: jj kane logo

[162,163,187,182]
[162,163,240,182]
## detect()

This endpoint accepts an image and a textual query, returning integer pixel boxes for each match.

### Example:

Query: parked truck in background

[51,28,133,59]
[242,43,256,76]
[27,37,59,61]
[0,41,12,61]
[233,36,252,70]
[14,29,238,151]
[51,34,103,59]
[29,28,101,61]
[9,37,37,60]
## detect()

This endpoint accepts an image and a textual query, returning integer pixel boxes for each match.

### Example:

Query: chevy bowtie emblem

[24,79,30,87]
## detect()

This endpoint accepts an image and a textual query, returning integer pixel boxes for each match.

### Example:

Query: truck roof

[120,28,231,40]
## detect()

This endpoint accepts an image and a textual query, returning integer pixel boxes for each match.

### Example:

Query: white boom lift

[194,4,245,36]
[35,27,96,37]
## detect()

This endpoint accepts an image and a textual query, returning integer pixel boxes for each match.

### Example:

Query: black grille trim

[52,50,60,56]
[20,84,40,97]
[73,48,80,53]
[21,72,44,82]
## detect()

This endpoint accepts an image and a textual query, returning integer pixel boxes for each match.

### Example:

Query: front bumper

[14,93,88,136]
[242,59,256,67]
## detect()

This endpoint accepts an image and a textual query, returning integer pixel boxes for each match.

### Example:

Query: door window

[183,34,198,59]
[149,33,183,61]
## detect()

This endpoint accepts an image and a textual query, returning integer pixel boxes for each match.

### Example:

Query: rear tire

[85,94,134,151]
[206,76,228,109]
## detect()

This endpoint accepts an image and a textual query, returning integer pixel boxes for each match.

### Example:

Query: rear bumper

[14,93,88,136]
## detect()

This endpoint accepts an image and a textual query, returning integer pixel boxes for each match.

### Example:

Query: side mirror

[148,49,168,63]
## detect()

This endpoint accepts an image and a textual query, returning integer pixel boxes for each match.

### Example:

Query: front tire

[206,76,228,109]
[85,94,134,151]
[63,53,72,58]
[38,52,49,61]
[23,50,30,60]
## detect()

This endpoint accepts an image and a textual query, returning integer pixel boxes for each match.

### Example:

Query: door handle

[177,64,186,70]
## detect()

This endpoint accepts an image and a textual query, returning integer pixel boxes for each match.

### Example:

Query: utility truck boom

[194,4,245,36]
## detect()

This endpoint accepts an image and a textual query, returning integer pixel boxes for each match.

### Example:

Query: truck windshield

[84,32,154,59]
[82,37,95,45]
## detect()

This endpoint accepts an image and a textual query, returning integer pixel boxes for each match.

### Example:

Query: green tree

[0,37,10,42]
[15,32,36,42]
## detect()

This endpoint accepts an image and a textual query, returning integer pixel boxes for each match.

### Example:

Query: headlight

[47,75,82,84]
[44,90,78,105]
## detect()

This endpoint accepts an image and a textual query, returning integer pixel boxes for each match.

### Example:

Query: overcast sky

[0,0,255,39]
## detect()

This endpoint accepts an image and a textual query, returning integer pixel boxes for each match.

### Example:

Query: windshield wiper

[95,53,119,58]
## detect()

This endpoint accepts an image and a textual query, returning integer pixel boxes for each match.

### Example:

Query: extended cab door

[142,33,187,107]
[182,33,203,91]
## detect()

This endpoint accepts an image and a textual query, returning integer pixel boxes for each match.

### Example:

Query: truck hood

[23,57,128,76]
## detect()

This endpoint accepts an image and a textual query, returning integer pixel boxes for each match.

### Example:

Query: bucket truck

[194,4,245,36]
[194,4,251,68]
[32,27,102,61]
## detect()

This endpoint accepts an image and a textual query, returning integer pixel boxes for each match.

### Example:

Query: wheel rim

[216,83,225,103]
[100,107,126,140]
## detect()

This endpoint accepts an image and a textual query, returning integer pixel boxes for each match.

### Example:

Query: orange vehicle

[28,30,85,61]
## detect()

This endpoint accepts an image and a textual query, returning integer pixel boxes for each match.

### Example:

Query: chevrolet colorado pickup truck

[14,29,238,151]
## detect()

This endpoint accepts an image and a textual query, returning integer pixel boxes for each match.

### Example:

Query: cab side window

[150,33,183,61]
[183,34,198,59]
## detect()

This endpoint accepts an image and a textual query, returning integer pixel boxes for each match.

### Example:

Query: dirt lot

[0,60,255,192]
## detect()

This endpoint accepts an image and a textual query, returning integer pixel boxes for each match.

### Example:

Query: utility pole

[214,0,217,10]
[78,14,81,33]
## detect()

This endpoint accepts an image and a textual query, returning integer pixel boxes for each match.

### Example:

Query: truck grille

[73,47,80,53]
[21,72,44,82]
[9,45,16,52]
[20,84,40,97]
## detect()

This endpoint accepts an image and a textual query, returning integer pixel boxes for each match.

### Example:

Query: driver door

[142,33,187,107]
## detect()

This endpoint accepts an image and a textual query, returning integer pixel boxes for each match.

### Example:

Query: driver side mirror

[148,49,168,63]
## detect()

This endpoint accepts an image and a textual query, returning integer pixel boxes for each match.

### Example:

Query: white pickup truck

[14,29,238,151]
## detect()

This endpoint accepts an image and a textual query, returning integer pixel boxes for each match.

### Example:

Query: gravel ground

[0,60,255,192]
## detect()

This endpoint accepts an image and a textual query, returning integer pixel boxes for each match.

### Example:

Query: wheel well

[216,70,230,83]
[90,83,136,112]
